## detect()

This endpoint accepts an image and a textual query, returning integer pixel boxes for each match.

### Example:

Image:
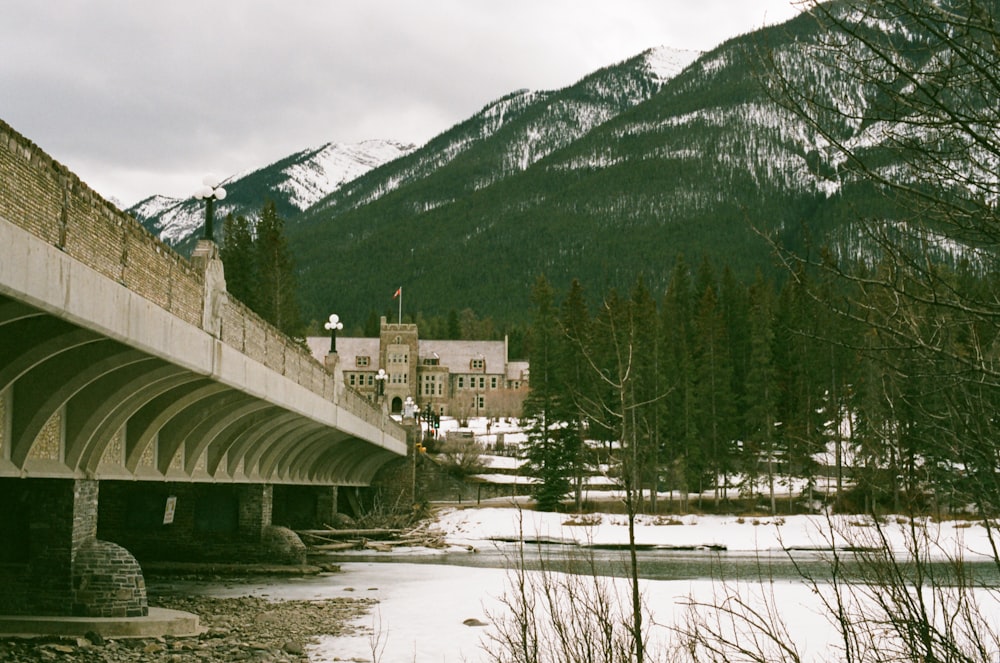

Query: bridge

[0,119,409,623]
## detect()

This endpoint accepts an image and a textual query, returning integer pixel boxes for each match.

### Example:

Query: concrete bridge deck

[0,118,412,621]
[0,119,406,485]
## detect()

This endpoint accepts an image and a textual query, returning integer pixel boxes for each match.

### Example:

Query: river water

[316,542,1000,586]
[151,544,1000,663]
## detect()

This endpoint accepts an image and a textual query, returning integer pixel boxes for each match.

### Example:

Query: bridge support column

[0,479,147,618]
[316,486,339,526]
[237,484,307,565]
[236,483,273,540]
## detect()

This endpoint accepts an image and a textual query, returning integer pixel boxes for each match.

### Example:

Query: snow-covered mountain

[129,139,415,250]
[132,46,697,253]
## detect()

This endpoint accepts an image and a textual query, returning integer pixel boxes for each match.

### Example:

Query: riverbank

[2,505,996,662]
[0,589,373,663]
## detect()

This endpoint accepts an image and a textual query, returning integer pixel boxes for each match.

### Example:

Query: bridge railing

[0,119,404,440]
[0,120,206,329]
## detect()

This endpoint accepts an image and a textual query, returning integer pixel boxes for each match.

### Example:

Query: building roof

[506,360,529,382]
[306,335,513,375]
[306,336,381,369]
[418,339,506,374]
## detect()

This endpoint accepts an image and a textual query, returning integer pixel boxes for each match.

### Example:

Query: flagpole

[398,286,402,324]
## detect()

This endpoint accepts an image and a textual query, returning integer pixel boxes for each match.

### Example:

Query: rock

[42,643,76,654]
[282,641,305,655]
[85,630,105,646]
[330,513,356,528]
[463,617,489,627]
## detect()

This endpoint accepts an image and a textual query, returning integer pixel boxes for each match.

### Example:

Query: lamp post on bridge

[324,314,344,353]
[194,174,227,242]
[375,368,387,402]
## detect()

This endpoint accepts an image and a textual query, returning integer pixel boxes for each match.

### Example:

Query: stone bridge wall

[0,119,343,404]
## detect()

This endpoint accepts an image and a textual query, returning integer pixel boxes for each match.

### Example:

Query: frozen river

[151,543,1000,663]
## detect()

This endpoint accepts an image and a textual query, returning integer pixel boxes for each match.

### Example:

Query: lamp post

[194,174,227,241]
[375,368,387,401]
[324,313,343,353]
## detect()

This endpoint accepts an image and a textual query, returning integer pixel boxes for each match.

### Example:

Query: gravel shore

[0,581,375,662]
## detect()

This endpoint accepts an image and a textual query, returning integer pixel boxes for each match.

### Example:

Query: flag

[393,287,401,299]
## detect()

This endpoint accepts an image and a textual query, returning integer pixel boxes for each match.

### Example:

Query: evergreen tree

[446,309,461,340]
[628,276,661,511]
[744,270,779,513]
[660,256,696,508]
[255,201,302,337]
[692,279,736,506]
[522,276,572,511]
[219,212,257,310]
[557,278,591,510]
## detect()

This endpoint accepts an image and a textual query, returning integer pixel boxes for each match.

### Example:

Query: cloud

[0,0,801,206]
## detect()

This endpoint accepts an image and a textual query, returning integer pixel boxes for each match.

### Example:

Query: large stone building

[307,317,529,419]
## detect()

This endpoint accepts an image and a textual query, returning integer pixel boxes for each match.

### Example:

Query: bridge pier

[0,478,147,618]
[98,481,307,566]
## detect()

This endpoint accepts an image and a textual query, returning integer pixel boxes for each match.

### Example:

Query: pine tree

[522,275,572,511]
[692,279,736,506]
[219,212,257,310]
[255,201,302,337]
[557,278,591,510]
[744,270,778,513]
[660,256,696,508]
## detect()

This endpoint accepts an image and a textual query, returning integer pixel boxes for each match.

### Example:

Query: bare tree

[667,3,1000,660]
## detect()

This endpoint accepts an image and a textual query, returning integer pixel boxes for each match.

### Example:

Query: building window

[349,374,356,386]
[356,356,370,367]
[479,376,485,389]
[458,376,464,389]
[491,376,497,389]
[471,358,485,371]
[367,374,374,386]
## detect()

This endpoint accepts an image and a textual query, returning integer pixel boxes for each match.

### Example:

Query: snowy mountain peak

[130,138,414,249]
[278,139,416,210]
[644,45,702,82]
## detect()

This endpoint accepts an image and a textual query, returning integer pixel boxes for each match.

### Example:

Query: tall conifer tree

[255,201,302,337]
[522,276,572,511]
[219,212,257,310]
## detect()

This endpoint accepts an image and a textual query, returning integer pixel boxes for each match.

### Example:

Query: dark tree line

[522,250,1000,517]
[219,200,303,338]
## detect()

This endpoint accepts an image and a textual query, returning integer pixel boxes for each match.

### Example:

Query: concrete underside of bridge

[0,475,379,620]
[0,210,409,620]
[0,120,413,623]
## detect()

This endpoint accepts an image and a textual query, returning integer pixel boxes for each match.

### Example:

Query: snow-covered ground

[192,504,999,663]
[191,418,1000,661]
[307,507,999,662]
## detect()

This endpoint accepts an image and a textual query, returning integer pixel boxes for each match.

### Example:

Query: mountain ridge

[129,138,415,252]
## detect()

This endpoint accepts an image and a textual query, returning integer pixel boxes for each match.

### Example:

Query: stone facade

[307,317,531,419]
[72,538,147,618]
[0,479,120,616]
[0,118,337,408]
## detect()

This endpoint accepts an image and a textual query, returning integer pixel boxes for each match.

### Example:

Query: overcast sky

[1,1,802,207]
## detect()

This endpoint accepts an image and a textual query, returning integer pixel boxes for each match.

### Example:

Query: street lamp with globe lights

[324,313,343,353]
[194,174,227,241]
[375,368,387,400]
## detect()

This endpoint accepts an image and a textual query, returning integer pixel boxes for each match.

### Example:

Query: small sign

[163,496,177,525]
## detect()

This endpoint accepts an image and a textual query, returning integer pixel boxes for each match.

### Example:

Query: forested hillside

[286,10,899,327]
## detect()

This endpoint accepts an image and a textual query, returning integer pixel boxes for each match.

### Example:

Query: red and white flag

[393,287,402,299]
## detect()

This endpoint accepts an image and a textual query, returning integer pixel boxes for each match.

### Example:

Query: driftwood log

[294,525,448,552]
[295,528,403,539]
